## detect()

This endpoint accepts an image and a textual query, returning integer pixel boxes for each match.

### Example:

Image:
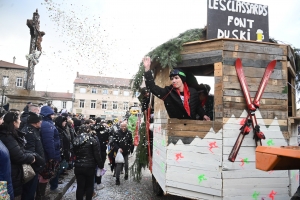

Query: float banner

[207,0,269,42]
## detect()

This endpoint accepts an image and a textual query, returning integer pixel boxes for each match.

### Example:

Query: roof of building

[74,73,132,87]
[0,60,27,70]
[36,91,73,101]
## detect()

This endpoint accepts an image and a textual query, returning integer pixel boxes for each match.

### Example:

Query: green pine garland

[130,28,206,96]
[130,122,149,182]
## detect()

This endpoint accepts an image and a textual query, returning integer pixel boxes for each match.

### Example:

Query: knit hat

[27,112,42,124]
[169,69,186,83]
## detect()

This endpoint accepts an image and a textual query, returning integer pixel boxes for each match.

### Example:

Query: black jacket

[56,126,71,161]
[22,124,45,173]
[73,133,103,169]
[113,129,133,156]
[0,127,35,197]
[144,70,204,119]
[95,124,110,152]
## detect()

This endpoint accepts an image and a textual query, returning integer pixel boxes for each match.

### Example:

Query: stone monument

[6,9,47,111]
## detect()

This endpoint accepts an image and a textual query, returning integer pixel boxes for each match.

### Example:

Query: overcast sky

[0,0,299,93]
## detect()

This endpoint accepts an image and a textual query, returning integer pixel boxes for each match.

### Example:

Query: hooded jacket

[40,106,61,161]
[73,133,103,169]
[144,70,204,120]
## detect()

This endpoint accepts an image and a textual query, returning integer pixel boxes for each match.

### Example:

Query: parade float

[131,0,300,199]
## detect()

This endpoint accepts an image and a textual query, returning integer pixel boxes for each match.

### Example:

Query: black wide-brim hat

[196,83,211,95]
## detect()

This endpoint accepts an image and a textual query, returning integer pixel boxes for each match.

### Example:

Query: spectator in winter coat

[143,56,209,120]
[94,118,109,190]
[0,112,36,199]
[113,122,133,185]
[40,106,61,193]
[19,104,40,131]
[73,125,104,200]
[0,139,13,200]
[0,111,12,200]
[55,116,70,163]
[21,112,45,200]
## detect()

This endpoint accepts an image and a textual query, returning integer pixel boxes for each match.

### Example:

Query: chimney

[77,72,79,77]
[13,56,16,64]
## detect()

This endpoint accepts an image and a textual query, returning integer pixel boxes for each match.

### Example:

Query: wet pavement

[62,155,188,200]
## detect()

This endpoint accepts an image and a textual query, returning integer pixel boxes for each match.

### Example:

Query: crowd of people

[0,103,134,200]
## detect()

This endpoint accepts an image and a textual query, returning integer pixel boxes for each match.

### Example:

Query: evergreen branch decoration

[130,122,149,182]
[130,28,206,95]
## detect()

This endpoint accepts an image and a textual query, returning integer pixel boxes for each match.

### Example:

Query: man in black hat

[142,56,208,120]
[196,84,214,121]
[19,104,40,131]
[21,112,45,200]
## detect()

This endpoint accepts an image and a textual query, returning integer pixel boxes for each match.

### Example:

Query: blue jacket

[0,140,13,200]
[40,106,61,161]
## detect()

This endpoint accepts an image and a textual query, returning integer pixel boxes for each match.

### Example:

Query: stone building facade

[73,72,139,120]
[0,60,27,107]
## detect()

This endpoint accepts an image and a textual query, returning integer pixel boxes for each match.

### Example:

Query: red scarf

[176,82,191,116]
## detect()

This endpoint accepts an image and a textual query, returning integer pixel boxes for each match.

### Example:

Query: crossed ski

[228,58,277,162]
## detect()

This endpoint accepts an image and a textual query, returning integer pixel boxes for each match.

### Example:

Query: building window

[123,102,129,110]
[2,76,9,86]
[134,102,139,107]
[91,100,96,109]
[102,89,108,95]
[123,91,130,96]
[102,101,107,109]
[91,88,97,94]
[16,77,23,87]
[80,88,86,93]
[79,100,85,108]
[113,90,119,95]
[113,101,118,110]
[100,115,106,120]
[62,101,67,109]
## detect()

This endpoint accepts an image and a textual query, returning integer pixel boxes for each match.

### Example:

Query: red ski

[228,58,277,162]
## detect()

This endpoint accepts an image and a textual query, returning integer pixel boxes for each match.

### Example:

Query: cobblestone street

[62,156,187,200]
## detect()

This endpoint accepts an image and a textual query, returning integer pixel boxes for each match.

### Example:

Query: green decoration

[267,139,274,146]
[130,122,149,182]
[127,115,138,136]
[197,174,207,184]
[130,28,206,96]
[252,191,260,200]
[281,86,288,94]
